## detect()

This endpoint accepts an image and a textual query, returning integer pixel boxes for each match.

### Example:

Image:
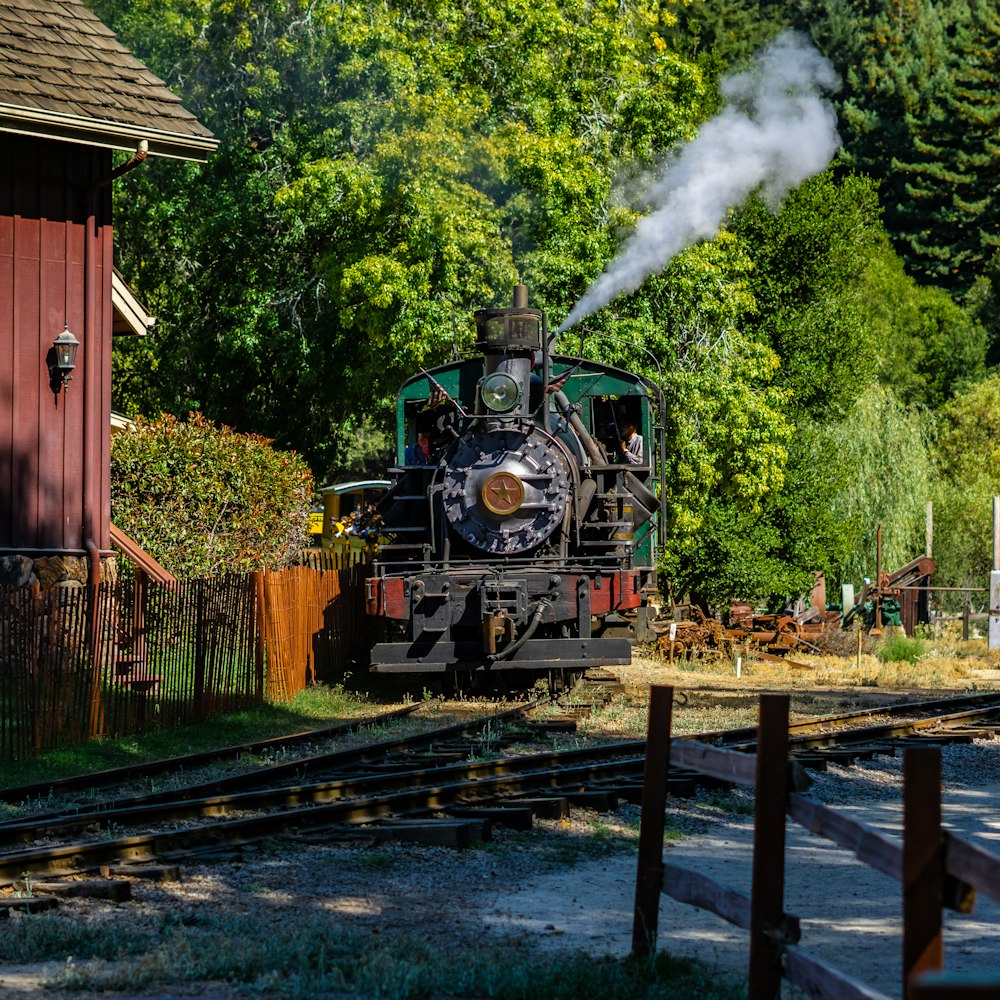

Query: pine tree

[839,0,950,272]
[836,0,999,291]
[947,0,1000,280]
[889,0,1000,287]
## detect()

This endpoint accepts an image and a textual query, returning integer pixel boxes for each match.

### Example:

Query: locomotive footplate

[369,637,632,673]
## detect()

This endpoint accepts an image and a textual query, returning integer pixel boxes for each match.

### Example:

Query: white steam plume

[557,31,841,333]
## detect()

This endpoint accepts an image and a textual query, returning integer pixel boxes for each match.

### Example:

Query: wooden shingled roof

[0,0,217,160]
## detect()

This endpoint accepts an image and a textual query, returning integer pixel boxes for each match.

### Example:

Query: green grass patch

[10,910,740,999]
[875,634,927,665]
[0,684,367,791]
[355,849,396,872]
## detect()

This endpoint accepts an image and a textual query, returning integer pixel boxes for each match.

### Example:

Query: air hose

[487,598,552,663]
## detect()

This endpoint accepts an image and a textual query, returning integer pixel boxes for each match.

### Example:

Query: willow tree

[930,373,1000,591]
[823,385,934,587]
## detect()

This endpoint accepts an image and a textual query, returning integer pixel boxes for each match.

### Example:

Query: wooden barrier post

[133,569,148,671]
[132,568,149,725]
[631,684,673,959]
[903,746,943,999]
[748,693,790,1000]
[85,566,104,740]
[912,972,1000,999]
[990,493,1000,644]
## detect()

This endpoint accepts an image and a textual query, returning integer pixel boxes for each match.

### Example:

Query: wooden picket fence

[633,686,1000,1000]
[0,559,373,761]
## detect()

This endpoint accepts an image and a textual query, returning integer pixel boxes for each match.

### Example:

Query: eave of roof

[0,102,218,161]
[0,0,218,163]
[110,411,135,433]
[112,268,155,337]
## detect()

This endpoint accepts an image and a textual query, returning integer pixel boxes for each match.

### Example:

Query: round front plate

[480,471,525,515]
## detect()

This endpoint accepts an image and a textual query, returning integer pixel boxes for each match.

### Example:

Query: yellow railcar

[317,480,389,565]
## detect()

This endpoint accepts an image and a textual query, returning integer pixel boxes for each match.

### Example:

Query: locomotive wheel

[546,669,585,698]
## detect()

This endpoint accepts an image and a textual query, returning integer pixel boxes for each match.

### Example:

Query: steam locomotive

[365,285,663,682]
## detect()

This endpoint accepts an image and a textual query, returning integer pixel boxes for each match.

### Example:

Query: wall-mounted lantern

[49,326,80,394]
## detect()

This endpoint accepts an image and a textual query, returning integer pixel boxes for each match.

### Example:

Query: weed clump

[876,634,927,665]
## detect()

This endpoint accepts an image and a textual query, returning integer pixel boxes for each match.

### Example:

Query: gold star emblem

[481,472,524,515]
[490,481,515,504]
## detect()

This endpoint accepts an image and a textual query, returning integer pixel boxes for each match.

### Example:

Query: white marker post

[990,571,1000,651]
[990,498,1000,651]
[669,622,677,667]
[736,656,742,679]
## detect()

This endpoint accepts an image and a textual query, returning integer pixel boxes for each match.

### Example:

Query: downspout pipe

[83,139,149,555]
[82,140,148,735]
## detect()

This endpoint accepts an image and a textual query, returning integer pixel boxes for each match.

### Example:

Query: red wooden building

[0,0,217,585]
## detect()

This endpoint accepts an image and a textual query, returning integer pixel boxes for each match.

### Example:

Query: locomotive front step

[369,636,632,673]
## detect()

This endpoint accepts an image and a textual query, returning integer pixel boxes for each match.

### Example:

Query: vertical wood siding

[0,133,112,553]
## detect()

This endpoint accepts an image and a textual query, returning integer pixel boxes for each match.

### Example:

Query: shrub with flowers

[111,413,312,578]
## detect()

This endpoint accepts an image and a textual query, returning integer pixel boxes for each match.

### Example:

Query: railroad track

[0,702,424,806]
[2,690,999,905]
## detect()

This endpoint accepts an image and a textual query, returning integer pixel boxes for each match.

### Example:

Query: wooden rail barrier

[633,686,1000,999]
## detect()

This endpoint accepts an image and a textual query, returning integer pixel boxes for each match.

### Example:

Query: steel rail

[4,695,1000,876]
[3,692,998,883]
[722,702,1000,753]
[0,753,653,883]
[0,700,543,826]
[3,691,998,837]
[688,691,1000,747]
[0,741,649,845]
[0,703,423,804]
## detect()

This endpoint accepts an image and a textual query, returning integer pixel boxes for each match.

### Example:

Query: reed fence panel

[0,585,91,759]
[1,557,374,761]
[1,572,263,760]
[261,561,374,700]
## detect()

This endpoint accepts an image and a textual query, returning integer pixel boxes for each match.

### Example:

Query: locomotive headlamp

[481,372,520,412]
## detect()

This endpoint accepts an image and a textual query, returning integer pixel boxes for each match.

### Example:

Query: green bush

[111,413,312,578]
[876,634,927,665]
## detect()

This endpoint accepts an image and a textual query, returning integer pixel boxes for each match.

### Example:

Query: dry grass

[576,633,1000,742]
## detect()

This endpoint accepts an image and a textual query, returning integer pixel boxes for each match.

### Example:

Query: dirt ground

[2,648,999,999]
[484,748,1000,998]
[487,652,1000,996]
[5,744,996,1000]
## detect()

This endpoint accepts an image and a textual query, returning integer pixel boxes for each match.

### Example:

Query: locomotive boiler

[365,285,663,682]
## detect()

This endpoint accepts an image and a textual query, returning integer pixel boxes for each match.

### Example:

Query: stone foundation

[0,553,117,588]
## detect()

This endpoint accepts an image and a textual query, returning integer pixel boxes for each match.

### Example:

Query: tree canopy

[104,0,707,476]
[929,374,1000,590]
[99,0,1000,603]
